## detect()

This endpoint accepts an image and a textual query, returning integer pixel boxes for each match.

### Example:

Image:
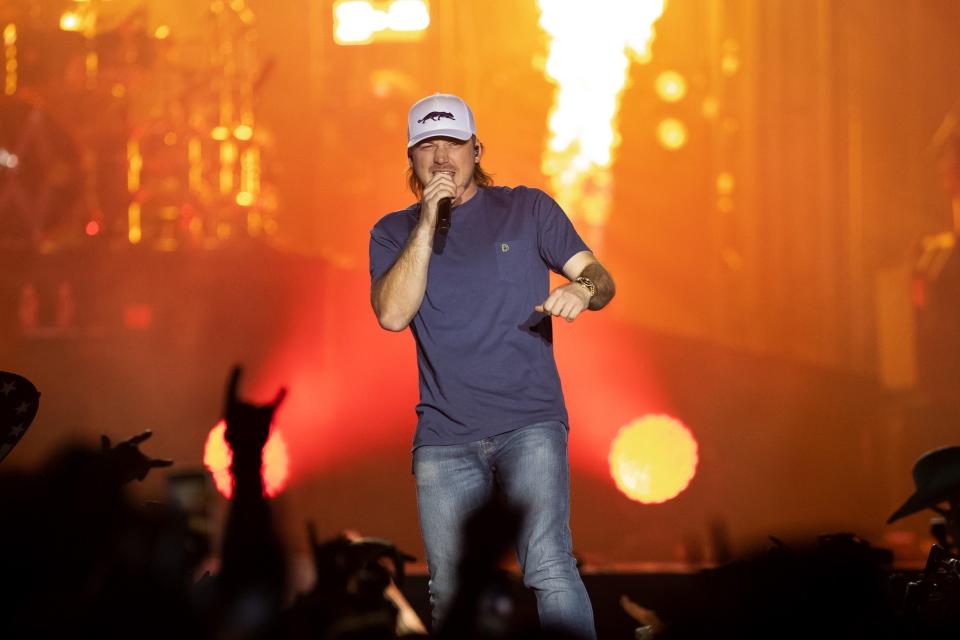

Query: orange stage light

[655,70,687,103]
[234,124,254,141]
[203,419,290,499]
[333,0,430,46]
[3,23,16,96]
[609,414,698,504]
[127,202,142,244]
[656,117,687,150]
[59,13,82,33]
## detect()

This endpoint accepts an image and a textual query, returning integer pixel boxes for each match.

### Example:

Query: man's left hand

[535,283,592,322]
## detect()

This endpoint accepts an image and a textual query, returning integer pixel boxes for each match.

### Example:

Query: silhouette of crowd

[1,367,958,639]
[0,367,425,639]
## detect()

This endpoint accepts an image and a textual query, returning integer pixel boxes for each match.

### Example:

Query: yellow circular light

[234,124,254,141]
[154,25,171,40]
[59,13,82,32]
[716,171,735,195]
[655,70,687,103]
[609,414,699,504]
[656,118,688,150]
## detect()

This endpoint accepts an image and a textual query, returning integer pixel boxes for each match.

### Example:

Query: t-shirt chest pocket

[494,239,529,283]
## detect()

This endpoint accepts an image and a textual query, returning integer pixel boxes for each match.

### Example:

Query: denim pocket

[495,239,527,282]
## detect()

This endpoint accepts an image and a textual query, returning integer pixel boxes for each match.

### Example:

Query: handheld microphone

[436,197,452,236]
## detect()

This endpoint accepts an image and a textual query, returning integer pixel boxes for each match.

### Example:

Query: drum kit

[0,0,276,251]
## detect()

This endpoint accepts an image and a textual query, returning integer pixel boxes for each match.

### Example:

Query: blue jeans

[412,421,596,639]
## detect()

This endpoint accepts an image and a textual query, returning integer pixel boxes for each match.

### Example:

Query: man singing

[369,93,614,639]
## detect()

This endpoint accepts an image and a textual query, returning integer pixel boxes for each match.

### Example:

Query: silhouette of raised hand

[100,429,173,484]
[217,366,288,627]
[223,366,286,464]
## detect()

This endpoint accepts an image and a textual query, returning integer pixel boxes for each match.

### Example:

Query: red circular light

[203,419,290,499]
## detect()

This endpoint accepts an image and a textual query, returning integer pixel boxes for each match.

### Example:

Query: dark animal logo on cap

[418,111,455,124]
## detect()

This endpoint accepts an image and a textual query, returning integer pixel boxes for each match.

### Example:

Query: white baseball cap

[407,93,476,148]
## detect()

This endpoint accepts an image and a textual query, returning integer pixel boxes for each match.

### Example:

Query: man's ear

[474,143,482,163]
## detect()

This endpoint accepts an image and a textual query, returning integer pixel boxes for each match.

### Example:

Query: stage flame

[537,0,666,229]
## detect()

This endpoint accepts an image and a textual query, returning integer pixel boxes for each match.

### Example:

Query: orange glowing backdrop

[9,0,956,564]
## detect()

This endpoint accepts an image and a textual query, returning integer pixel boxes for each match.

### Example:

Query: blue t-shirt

[369,186,590,448]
